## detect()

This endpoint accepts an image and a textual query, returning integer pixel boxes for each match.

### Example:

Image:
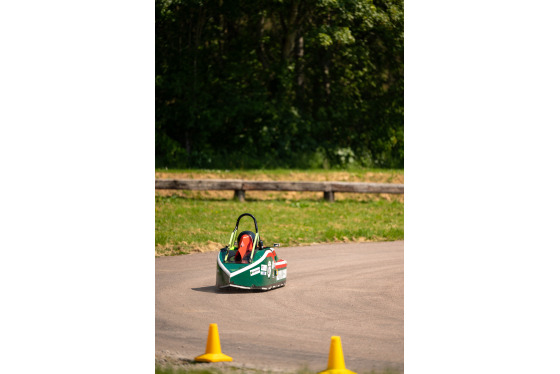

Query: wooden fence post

[234,189,245,202]
[323,191,335,202]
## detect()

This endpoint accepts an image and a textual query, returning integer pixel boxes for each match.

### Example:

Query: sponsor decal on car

[250,268,260,276]
[276,269,287,280]
[267,260,272,278]
[261,264,267,275]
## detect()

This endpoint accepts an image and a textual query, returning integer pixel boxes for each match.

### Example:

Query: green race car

[216,213,287,291]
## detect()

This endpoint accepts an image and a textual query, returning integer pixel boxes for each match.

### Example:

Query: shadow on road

[191,285,264,294]
[191,286,217,293]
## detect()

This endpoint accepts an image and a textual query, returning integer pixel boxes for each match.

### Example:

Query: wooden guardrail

[155,179,404,202]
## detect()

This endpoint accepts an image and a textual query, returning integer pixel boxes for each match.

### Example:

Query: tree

[155,0,404,168]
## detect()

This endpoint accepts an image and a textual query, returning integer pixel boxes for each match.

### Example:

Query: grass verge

[155,362,400,374]
[155,196,403,256]
[155,168,403,183]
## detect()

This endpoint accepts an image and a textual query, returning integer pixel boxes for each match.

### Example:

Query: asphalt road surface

[155,241,403,373]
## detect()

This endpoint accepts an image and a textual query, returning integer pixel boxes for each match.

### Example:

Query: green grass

[155,363,400,374]
[155,167,404,176]
[155,196,403,256]
[155,367,219,374]
[155,168,404,184]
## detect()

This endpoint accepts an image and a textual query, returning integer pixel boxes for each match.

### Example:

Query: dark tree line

[156,0,403,168]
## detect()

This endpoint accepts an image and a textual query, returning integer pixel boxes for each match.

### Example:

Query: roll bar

[234,213,259,233]
[227,213,261,260]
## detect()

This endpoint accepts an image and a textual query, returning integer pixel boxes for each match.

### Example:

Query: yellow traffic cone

[194,323,233,362]
[318,336,356,374]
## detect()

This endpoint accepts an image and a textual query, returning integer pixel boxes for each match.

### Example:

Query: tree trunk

[281,1,300,61]
[295,35,304,102]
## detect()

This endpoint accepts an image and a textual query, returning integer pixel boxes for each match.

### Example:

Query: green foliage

[156,0,404,169]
